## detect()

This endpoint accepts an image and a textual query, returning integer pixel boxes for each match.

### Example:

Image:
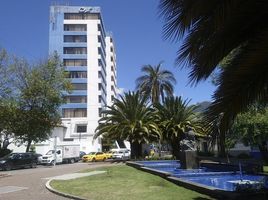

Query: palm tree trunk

[171,139,180,160]
[218,131,226,157]
[258,142,268,164]
[130,141,142,159]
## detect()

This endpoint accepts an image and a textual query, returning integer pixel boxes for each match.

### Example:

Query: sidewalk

[45,170,106,180]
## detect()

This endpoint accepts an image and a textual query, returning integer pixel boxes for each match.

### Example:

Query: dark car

[30,153,43,164]
[0,152,38,171]
[79,151,86,159]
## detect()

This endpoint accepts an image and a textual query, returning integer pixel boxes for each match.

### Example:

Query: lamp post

[53,136,57,166]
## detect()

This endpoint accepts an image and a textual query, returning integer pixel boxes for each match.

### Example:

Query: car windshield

[88,152,96,155]
[46,150,55,155]
[2,153,18,159]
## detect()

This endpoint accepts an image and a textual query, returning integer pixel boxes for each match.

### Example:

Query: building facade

[48,5,117,153]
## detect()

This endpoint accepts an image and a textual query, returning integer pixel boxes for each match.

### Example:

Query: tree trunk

[171,139,180,160]
[258,142,268,164]
[26,139,32,152]
[130,141,142,159]
[2,138,10,149]
[218,131,226,157]
[158,142,162,158]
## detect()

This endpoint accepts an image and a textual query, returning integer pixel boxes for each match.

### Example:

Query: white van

[112,149,130,160]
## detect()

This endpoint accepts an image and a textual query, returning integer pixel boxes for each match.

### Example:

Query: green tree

[232,107,268,163]
[94,91,160,158]
[0,51,70,152]
[154,96,203,159]
[159,1,268,147]
[14,55,71,152]
[135,63,176,104]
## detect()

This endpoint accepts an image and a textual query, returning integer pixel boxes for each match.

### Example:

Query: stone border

[46,179,88,200]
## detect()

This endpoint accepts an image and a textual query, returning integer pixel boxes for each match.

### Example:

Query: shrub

[236,153,252,159]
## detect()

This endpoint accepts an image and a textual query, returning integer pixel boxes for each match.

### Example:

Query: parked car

[0,153,38,171]
[79,151,86,159]
[30,153,43,164]
[112,149,130,160]
[82,152,107,162]
[105,151,114,159]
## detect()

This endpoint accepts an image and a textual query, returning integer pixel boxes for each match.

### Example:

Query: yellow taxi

[105,151,114,159]
[82,152,107,162]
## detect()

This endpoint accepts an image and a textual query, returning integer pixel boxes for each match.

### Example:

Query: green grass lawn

[50,165,214,200]
[263,166,268,173]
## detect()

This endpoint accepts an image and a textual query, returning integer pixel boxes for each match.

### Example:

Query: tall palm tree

[135,63,176,104]
[94,91,160,158]
[154,96,204,159]
[159,1,268,154]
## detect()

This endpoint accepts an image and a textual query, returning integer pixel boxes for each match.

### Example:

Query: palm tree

[94,91,160,159]
[154,96,203,159]
[135,63,176,104]
[159,1,268,155]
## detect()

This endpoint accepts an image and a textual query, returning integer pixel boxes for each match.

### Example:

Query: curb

[46,179,88,200]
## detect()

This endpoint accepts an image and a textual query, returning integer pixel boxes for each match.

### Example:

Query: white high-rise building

[47,5,117,153]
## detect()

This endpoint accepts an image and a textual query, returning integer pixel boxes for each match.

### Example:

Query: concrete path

[44,170,106,180]
[0,162,113,200]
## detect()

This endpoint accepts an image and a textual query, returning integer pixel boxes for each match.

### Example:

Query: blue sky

[0,0,215,104]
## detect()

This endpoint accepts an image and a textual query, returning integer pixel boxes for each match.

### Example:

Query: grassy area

[51,165,214,200]
[263,166,268,173]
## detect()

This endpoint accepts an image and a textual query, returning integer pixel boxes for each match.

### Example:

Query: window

[65,96,87,103]
[64,13,100,20]
[98,83,103,91]
[64,47,87,54]
[63,138,74,141]
[98,47,106,61]
[64,24,87,31]
[98,108,102,117]
[72,83,87,90]
[62,108,87,118]
[76,125,87,133]
[98,59,106,77]
[63,59,87,66]
[64,35,87,43]
[67,71,87,78]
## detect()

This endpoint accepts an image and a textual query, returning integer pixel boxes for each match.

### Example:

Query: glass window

[65,96,87,103]
[98,108,103,117]
[63,59,87,66]
[64,13,100,20]
[64,24,87,31]
[67,71,87,78]
[76,125,87,133]
[64,47,87,54]
[72,83,87,90]
[64,35,87,43]
[62,108,87,118]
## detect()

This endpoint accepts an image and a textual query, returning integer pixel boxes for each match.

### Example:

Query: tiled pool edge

[126,161,268,200]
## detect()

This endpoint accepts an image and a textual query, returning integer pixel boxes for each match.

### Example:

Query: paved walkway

[44,170,106,180]
[0,162,113,200]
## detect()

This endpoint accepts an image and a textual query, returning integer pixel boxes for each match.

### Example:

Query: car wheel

[103,157,106,161]
[70,158,75,164]
[51,160,55,166]
[92,158,96,162]
[31,162,37,168]
[4,164,11,171]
